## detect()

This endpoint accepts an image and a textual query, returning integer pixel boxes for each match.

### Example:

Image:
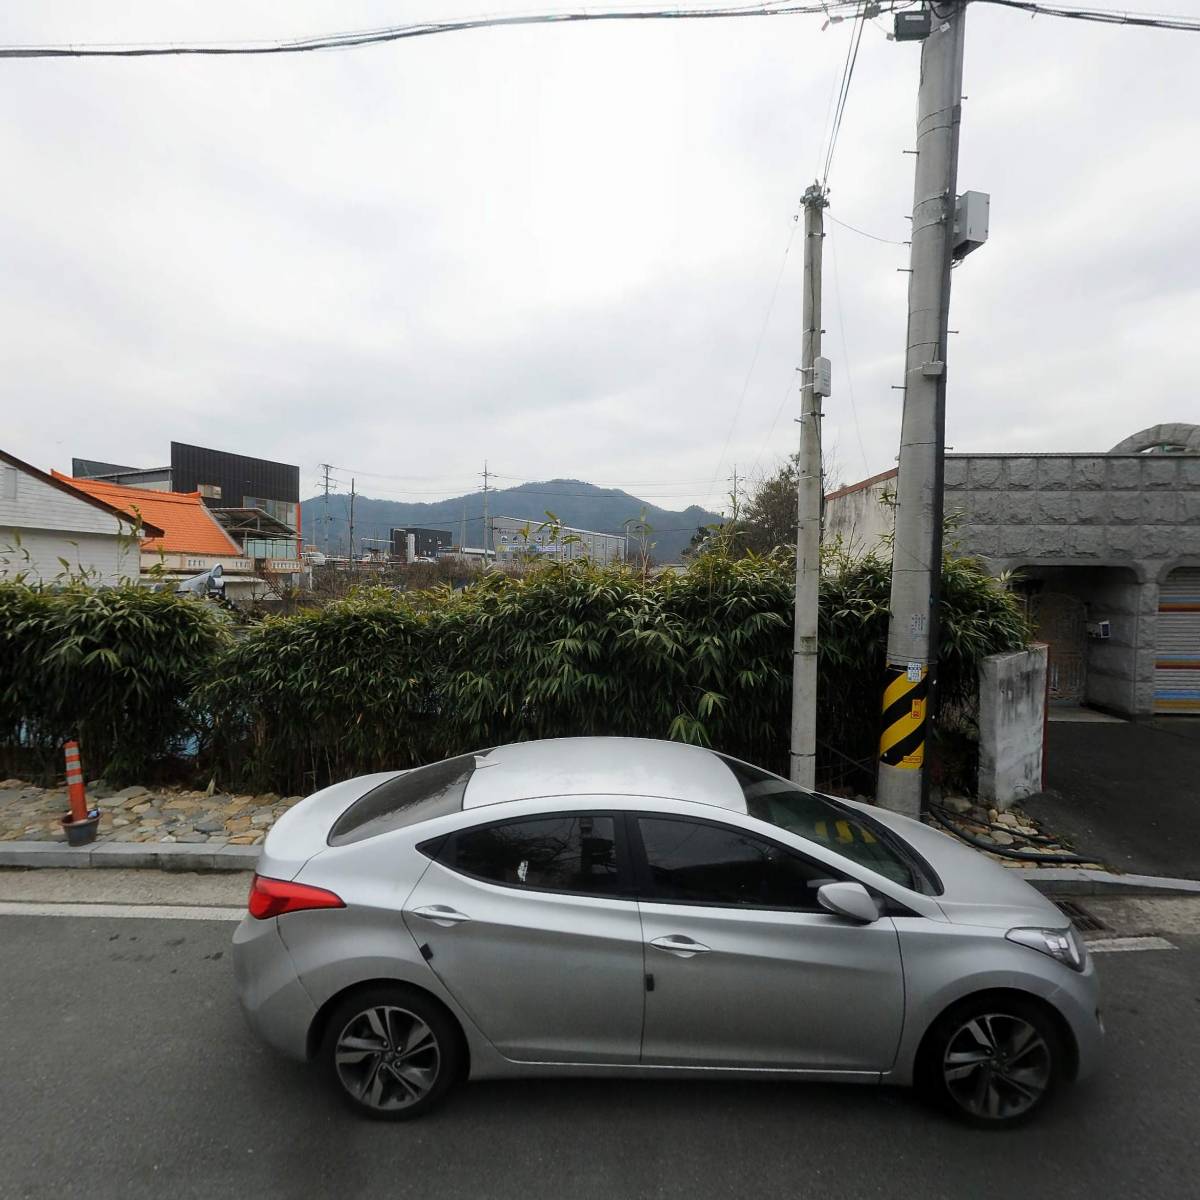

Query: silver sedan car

[232,738,1102,1126]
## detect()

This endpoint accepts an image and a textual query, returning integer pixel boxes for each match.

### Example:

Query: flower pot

[61,809,100,848]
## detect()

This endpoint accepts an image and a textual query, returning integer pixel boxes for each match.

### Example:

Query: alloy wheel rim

[334,1005,441,1110]
[942,1013,1051,1120]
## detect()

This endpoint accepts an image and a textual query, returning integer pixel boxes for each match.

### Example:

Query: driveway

[1028,718,1200,880]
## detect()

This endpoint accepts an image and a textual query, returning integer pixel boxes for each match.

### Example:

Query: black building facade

[391,527,452,562]
[170,442,299,525]
[74,442,301,557]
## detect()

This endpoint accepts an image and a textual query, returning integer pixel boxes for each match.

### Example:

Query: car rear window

[718,755,939,894]
[328,754,479,846]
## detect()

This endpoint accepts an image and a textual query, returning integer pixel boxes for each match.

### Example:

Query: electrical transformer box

[894,10,932,41]
[952,191,990,261]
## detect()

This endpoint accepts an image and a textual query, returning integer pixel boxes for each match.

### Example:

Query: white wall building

[0,450,156,585]
[489,515,626,565]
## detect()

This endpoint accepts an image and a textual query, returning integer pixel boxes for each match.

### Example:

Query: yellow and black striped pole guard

[879,664,928,769]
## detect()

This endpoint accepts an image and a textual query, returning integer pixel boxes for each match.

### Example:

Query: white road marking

[0,901,243,921]
[1087,935,1177,954]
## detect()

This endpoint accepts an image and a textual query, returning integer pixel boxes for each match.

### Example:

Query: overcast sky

[1,1,1196,514]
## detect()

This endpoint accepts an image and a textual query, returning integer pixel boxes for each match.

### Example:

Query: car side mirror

[817,881,880,924]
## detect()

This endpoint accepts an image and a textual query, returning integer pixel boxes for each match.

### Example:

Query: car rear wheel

[321,985,460,1120]
[918,995,1065,1128]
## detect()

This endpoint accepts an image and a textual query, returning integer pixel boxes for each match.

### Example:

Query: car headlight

[1006,926,1088,972]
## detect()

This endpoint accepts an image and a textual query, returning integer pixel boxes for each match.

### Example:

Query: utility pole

[348,477,356,571]
[481,460,491,566]
[877,2,968,817]
[320,463,332,555]
[730,464,740,523]
[790,182,828,789]
[460,502,467,552]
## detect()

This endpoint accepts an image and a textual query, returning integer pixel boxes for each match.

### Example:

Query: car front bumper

[1051,954,1105,1082]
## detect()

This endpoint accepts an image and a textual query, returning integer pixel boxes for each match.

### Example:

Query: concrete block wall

[1013,566,1140,713]
[829,449,1200,718]
[945,453,1200,576]
[823,470,897,556]
[978,645,1047,809]
[945,453,1200,717]
[1075,569,1143,714]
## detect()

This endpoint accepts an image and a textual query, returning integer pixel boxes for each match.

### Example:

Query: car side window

[443,815,621,897]
[637,816,833,909]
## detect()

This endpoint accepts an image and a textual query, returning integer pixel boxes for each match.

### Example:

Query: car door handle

[409,905,472,927]
[649,935,712,957]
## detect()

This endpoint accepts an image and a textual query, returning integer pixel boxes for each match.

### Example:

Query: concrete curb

[1021,868,1200,898]
[0,841,259,872]
[2,843,1197,896]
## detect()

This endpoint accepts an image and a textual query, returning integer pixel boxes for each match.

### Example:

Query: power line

[311,480,724,501]
[827,212,908,245]
[746,369,800,480]
[487,472,720,486]
[0,3,905,60]
[819,8,866,186]
[825,221,872,475]
[328,464,735,491]
[978,1,1200,32]
[705,212,801,501]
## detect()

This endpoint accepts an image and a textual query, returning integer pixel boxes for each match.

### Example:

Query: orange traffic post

[63,740,89,822]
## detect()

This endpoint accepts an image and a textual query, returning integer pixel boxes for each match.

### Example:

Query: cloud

[0,1,1195,510]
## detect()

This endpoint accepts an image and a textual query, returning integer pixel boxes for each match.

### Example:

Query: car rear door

[403,810,645,1064]
[632,813,905,1072]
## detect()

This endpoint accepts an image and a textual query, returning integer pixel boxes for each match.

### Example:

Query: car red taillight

[247,873,345,920]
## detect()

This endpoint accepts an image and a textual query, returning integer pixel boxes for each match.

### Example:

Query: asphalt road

[1,904,1197,1200]
[1032,717,1200,879]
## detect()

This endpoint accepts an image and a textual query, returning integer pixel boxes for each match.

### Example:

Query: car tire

[917,994,1065,1128]
[320,985,461,1120]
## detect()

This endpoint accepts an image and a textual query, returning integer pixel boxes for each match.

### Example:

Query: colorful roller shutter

[1154,568,1200,713]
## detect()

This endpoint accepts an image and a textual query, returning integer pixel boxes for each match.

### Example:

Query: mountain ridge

[300,478,721,563]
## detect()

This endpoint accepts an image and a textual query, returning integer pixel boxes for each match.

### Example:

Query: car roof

[462,737,747,813]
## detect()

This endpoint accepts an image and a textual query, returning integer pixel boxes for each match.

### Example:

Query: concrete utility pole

[481,460,491,565]
[877,1,968,817]
[348,477,356,570]
[320,463,333,555]
[790,182,828,789]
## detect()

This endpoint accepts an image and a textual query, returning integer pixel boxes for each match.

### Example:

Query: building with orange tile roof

[54,472,261,598]
[56,474,242,555]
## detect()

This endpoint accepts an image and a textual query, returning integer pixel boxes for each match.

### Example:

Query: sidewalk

[1025,717,1200,881]
[0,778,303,850]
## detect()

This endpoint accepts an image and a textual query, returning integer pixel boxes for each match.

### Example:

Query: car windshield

[328,753,479,846]
[718,755,937,893]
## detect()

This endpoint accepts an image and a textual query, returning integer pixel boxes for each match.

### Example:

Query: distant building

[73,441,301,561]
[823,423,1200,718]
[489,515,626,566]
[391,526,452,563]
[1,448,161,584]
[823,469,898,556]
[57,473,263,602]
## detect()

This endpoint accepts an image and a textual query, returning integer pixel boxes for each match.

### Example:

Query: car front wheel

[320,985,460,1120]
[918,995,1066,1127]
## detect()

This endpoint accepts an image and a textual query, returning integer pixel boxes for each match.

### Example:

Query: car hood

[851,802,1067,930]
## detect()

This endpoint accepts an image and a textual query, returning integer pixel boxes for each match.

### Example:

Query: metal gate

[1155,568,1200,714]
[1030,592,1086,704]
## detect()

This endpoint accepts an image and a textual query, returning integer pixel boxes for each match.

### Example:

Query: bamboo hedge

[0,581,226,784]
[0,549,1029,795]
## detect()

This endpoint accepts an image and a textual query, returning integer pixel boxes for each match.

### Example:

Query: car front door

[403,810,645,1064]
[633,814,905,1072]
